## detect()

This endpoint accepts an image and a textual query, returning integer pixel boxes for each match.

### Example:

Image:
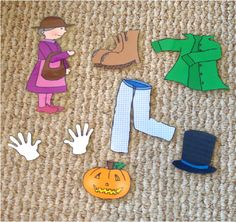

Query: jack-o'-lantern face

[83,161,131,199]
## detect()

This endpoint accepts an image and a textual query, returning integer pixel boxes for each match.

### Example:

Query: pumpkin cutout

[83,161,131,200]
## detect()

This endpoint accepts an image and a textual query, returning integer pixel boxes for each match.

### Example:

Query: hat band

[181,160,209,169]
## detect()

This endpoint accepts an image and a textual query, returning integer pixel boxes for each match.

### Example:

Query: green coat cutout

[151,34,229,91]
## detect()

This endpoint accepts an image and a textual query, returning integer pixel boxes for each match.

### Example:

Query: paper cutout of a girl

[26,16,75,114]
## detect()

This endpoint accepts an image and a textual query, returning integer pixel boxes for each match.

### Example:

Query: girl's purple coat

[26,39,69,93]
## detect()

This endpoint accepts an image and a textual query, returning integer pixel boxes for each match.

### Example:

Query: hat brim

[172,160,216,174]
[31,24,74,29]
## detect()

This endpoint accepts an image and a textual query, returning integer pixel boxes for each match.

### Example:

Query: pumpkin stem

[107,161,114,170]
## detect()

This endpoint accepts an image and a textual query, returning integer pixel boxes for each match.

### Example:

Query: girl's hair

[38,28,54,36]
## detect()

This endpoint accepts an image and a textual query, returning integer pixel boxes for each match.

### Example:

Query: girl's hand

[67,50,75,56]
[66,69,71,75]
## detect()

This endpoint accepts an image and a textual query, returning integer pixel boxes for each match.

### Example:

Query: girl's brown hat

[32,16,74,29]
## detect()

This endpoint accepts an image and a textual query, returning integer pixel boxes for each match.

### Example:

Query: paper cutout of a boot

[92,34,124,66]
[92,30,140,69]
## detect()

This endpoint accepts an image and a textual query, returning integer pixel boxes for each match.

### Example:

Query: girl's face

[44,27,66,39]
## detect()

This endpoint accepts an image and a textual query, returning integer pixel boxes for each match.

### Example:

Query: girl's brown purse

[42,52,66,80]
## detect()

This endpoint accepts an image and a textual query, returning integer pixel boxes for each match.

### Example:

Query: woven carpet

[1,1,236,221]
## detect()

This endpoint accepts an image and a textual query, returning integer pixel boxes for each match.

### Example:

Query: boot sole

[94,60,137,69]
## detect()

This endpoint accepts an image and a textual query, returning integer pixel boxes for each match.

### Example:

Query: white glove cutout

[8,132,41,161]
[64,123,94,155]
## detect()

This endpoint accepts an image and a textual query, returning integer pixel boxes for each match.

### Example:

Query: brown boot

[92,34,124,66]
[92,49,110,66]
[100,30,140,68]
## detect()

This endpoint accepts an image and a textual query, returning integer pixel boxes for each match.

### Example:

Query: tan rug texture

[1,1,236,221]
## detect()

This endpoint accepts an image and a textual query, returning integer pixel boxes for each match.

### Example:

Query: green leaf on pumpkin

[113,162,126,170]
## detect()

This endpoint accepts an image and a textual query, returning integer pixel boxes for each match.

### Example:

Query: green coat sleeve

[151,39,183,52]
[182,48,222,66]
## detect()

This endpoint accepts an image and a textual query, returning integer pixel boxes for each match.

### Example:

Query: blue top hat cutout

[172,130,217,174]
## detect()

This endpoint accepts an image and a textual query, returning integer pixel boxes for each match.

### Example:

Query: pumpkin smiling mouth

[93,185,122,195]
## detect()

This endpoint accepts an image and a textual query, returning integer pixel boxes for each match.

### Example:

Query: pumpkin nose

[105,183,109,186]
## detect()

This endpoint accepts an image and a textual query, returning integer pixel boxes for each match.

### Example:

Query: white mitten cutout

[64,123,94,154]
[8,132,41,161]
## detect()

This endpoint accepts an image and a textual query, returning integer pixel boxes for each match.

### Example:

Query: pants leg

[38,94,47,107]
[46,93,53,105]
[133,88,175,141]
[111,82,134,153]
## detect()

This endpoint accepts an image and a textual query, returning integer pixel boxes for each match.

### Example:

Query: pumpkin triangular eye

[115,174,120,181]
[95,173,101,179]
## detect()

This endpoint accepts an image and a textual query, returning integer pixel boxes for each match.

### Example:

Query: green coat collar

[182,33,215,39]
